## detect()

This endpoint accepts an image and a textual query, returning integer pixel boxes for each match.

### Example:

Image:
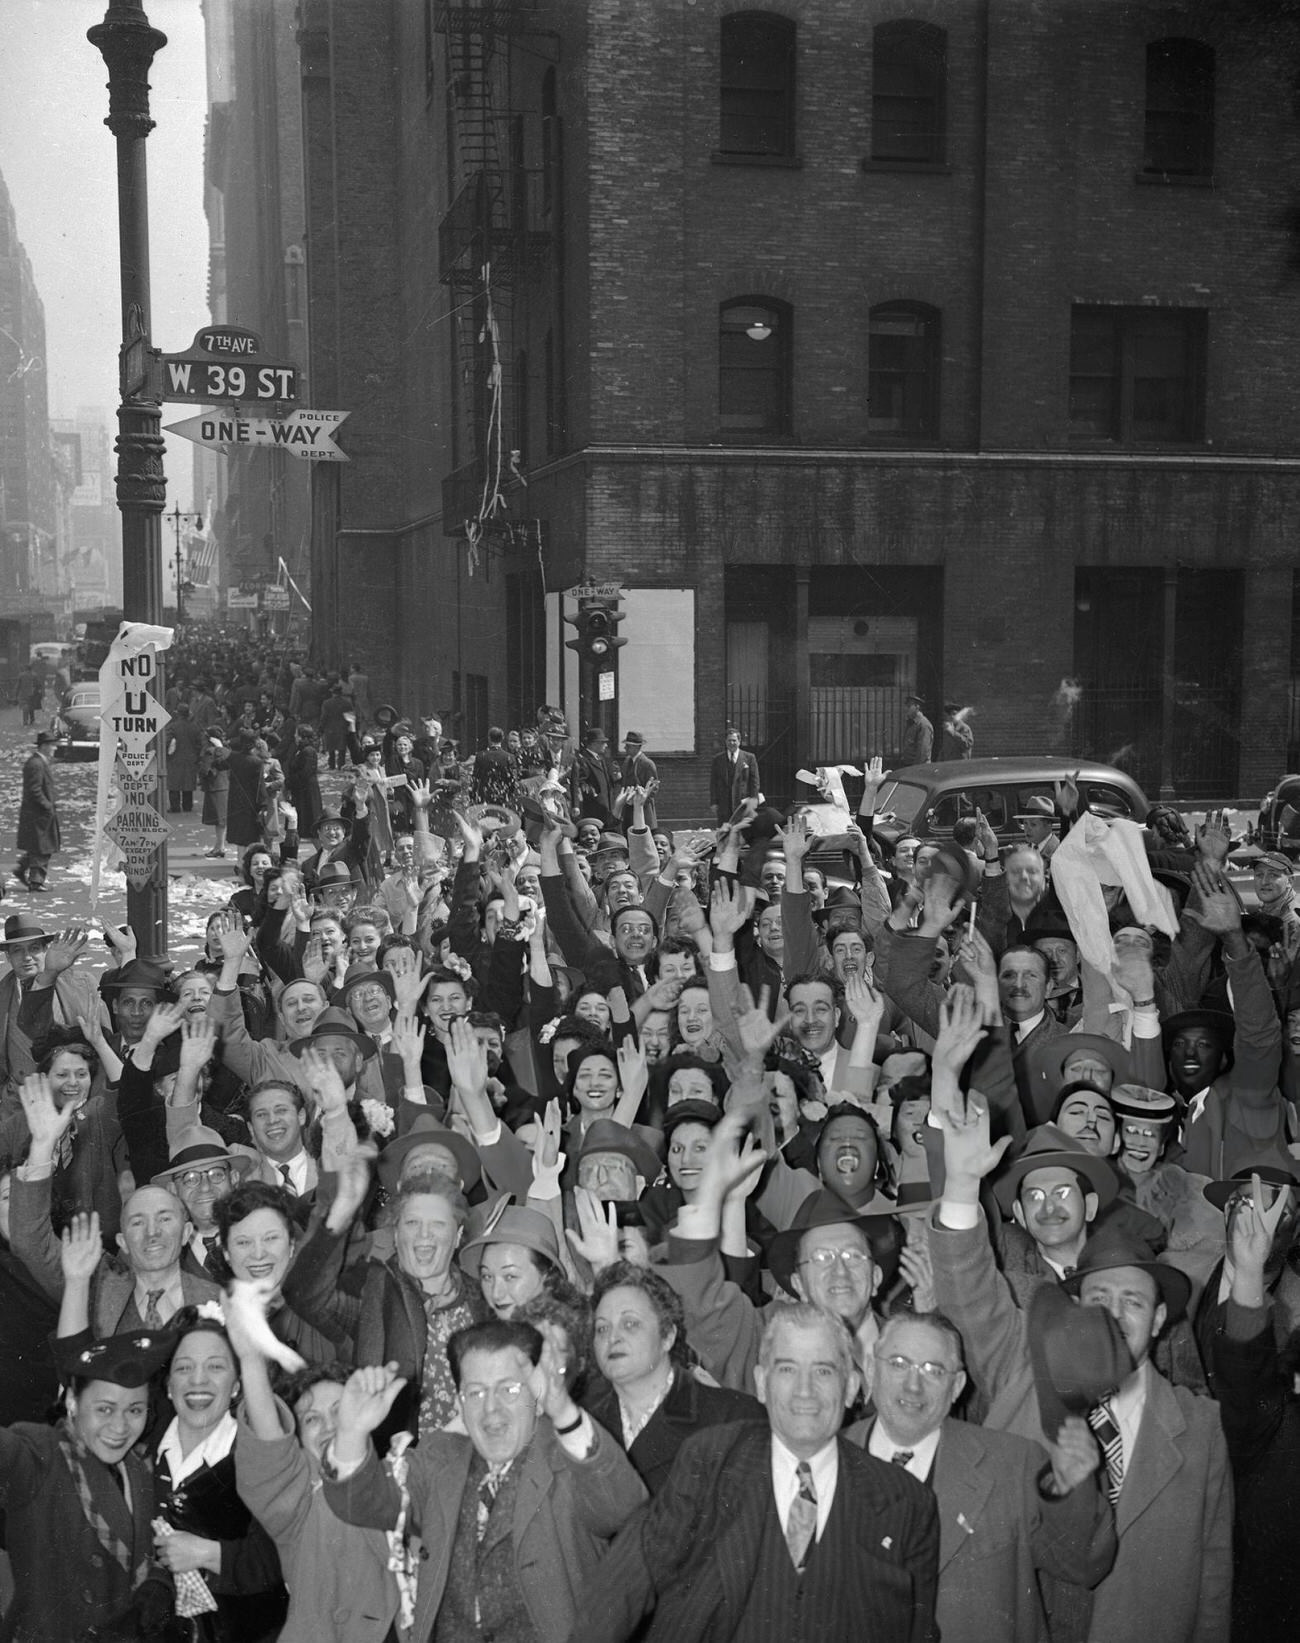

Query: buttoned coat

[846,1416,1116,1643]
[16,751,59,857]
[709,748,761,818]
[323,1420,646,1643]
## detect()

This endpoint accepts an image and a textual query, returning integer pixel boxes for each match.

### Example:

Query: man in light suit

[323,1319,646,1643]
[710,726,761,823]
[9,1072,219,1332]
[848,1311,1116,1643]
[576,1302,939,1643]
[928,1085,1233,1643]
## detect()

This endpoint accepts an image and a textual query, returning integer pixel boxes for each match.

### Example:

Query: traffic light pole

[89,0,170,960]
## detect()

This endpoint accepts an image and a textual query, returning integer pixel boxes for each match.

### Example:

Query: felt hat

[313,810,347,833]
[458,1199,562,1279]
[152,1128,256,1188]
[904,692,925,706]
[54,1329,177,1389]
[339,965,395,1007]
[373,703,398,729]
[766,1188,904,1296]
[1022,1034,1133,1125]
[99,958,170,996]
[0,913,53,949]
[659,1098,724,1135]
[1014,795,1057,822]
[623,731,646,746]
[290,1006,378,1062]
[311,861,361,895]
[812,887,864,929]
[1027,1281,1134,1440]
[1201,1155,1300,1212]
[993,1123,1120,1216]
[575,1119,661,1186]
[1161,1008,1234,1050]
[1062,1226,1191,1322]
[35,730,60,749]
[378,1113,481,1193]
[924,839,981,898]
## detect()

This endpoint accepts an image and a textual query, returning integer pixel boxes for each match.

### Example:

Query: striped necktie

[784,1460,817,1570]
[890,1449,914,1468]
[1088,1400,1125,1502]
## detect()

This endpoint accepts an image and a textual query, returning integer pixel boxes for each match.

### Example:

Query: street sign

[164,407,349,461]
[158,326,300,404]
[566,582,623,601]
[598,670,615,701]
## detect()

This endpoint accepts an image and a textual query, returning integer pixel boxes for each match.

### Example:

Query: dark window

[424,0,437,104]
[719,299,791,436]
[1068,306,1206,443]
[542,67,558,215]
[544,327,560,455]
[868,302,940,436]
[515,349,529,468]
[871,20,946,163]
[1144,38,1214,176]
[719,12,796,156]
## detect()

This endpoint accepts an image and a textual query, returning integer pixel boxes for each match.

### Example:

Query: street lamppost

[166,502,202,625]
[88,0,169,959]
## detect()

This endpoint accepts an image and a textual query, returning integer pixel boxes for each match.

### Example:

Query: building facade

[0,167,55,605]
[298,0,1300,808]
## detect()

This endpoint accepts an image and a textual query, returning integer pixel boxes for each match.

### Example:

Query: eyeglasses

[459,1380,530,1407]
[177,1167,231,1190]
[1020,1184,1081,1207]
[799,1247,873,1271]
[878,1354,957,1383]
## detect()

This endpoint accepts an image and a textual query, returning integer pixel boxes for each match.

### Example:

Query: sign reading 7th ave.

[157,326,299,404]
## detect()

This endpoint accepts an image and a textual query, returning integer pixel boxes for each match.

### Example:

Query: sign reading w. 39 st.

[157,326,299,404]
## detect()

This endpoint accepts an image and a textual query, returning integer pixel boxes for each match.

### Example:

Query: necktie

[142,1290,164,1329]
[476,1467,505,1543]
[1088,1400,1125,1502]
[890,1449,915,1468]
[107,1462,126,1498]
[784,1460,818,1571]
[278,1163,294,1190]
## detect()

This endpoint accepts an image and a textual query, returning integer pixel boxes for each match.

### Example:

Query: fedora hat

[1062,1226,1191,1322]
[1014,795,1057,822]
[35,730,60,749]
[1027,1281,1134,1440]
[313,810,347,834]
[373,703,398,729]
[289,1006,378,1063]
[993,1123,1120,1216]
[924,839,981,898]
[458,1199,562,1279]
[1021,1033,1133,1125]
[811,887,864,928]
[1161,1008,1234,1050]
[99,958,170,996]
[339,965,395,1007]
[378,1113,481,1193]
[152,1128,256,1188]
[311,861,362,896]
[465,802,521,836]
[1201,1155,1300,1212]
[766,1188,903,1297]
[575,1119,661,1186]
[0,913,53,949]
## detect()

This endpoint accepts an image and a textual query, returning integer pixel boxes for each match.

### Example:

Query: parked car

[51,683,102,760]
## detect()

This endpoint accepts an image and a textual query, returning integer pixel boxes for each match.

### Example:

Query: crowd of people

[0,648,1297,1641]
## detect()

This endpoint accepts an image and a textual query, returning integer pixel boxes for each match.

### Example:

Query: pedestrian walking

[14,731,61,892]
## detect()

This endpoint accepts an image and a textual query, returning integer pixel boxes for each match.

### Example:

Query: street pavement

[0,703,321,968]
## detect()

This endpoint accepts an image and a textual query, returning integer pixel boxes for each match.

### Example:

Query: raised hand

[387,946,432,1015]
[216,912,252,972]
[778,813,810,865]
[60,1211,103,1284]
[446,1015,489,1095]
[19,1072,77,1161]
[709,876,755,939]
[1054,770,1081,816]
[565,1187,620,1273]
[920,872,964,936]
[325,1145,376,1234]
[409,777,432,811]
[299,1044,349,1115]
[1186,861,1242,935]
[452,809,484,861]
[735,982,791,1064]
[76,1011,109,1053]
[1227,1172,1291,1276]
[391,1010,426,1073]
[608,985,632,1026]
[974,808,999,861]
[616,1037,648,1108]
[1111,944,1155,1004]
[673,891,708,940]
[139,1001,186,1050]
[532,1098,564,1173]
[280,801,298,831]
[697,1107,769,1208]
[843,972,885,1038]
[42,926,90,977]
[1047,1416,1101,1495]
[934,1090,1012,1190]
[861,755,886,798]
[337,1362,409,1439]
[178,1016,217,1074]
[641,975,685,1014]
[898,1223,936,1312]
[302,936,328,987]
[1195,808,1231,865]
[103,923,138,966]
[932,984,986,1087]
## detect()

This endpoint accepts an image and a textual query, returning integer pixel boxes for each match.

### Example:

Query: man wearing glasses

[848,1311,1115,1643]
[323,1319,645,1643]
[152,1127,254,1276]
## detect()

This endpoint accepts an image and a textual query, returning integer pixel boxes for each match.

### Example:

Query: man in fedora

[0,918,100,1117]
[14,729,61,892]
[846,1308,1115,1643]
[1014,795,1062,862]
[991,1123,1118,1306]
[152,1126,256,1276]
[927,1086,1232,1643]
[617,731,658,832]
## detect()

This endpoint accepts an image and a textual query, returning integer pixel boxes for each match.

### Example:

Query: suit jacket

[324,1421,646,1643]
[584,1369,766,1494]
[846,1417,1116,1643]
[929,1217,1233,1643]
[574,1422,939,1643]
[710,749,761,818]
[0,967,101,1116]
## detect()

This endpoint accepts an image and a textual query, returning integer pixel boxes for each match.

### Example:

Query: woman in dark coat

[199,735,231,858]
[285,727,323,839]
[225,731,268,851]
[167,703,206,814]
[152,1310,288,1642]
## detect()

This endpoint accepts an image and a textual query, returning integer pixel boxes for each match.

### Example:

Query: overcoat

[16,751,59,856]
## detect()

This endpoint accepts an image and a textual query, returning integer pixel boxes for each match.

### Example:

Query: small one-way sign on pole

[164,408,351,462]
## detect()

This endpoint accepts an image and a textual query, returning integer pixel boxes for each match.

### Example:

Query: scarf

[58,1427,150,1592]
[383,1431,419,1632]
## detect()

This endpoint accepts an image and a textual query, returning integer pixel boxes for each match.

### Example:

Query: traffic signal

[564,595,627,661]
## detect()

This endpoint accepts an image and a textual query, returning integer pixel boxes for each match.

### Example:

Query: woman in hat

[285,726,323,841]
[637,1099,722,1244]
[199,732,232,859]
[151,1306,289,1641]
[2,1220,174,1643]
[458,1199,583,1321]
[585,1260,762,1493]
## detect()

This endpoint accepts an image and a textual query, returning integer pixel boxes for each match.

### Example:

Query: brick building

[0,167,54,602]
[297,0,1300,809]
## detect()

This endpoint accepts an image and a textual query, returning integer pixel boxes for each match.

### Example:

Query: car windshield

[874,781,927,826]
[71,691,98,707]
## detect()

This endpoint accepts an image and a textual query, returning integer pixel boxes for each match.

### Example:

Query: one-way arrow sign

[164,408,350,462]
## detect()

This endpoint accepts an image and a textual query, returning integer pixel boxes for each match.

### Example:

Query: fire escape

[436,1,548,570]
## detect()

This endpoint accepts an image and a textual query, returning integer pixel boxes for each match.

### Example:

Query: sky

[0,0,209,508]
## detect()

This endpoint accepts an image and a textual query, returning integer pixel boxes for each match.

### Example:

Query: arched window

[719,298,792,436]
[720,12,797,156]
[1144,38,1214,176]
[871,20,946,163]
[868,302,940,436]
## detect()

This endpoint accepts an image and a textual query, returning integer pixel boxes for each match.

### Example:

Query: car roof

[885,757,1147,794]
